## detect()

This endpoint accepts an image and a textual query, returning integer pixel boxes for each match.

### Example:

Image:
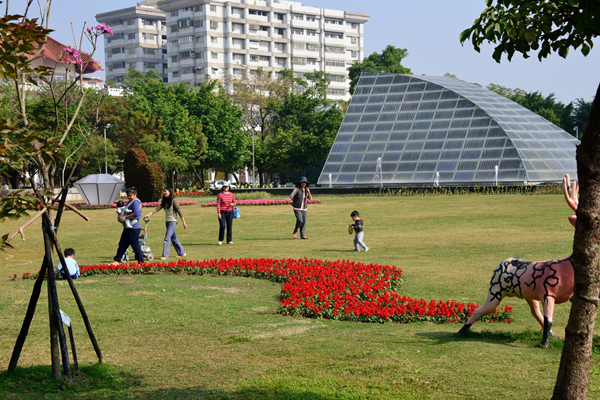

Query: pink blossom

[64,46,82,65]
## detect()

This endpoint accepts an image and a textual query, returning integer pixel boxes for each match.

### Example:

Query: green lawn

[1,193,598,399]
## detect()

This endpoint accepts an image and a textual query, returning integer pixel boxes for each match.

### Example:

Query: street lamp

[574,126,579,140]
[103,123,111,174]
[252,126,261,188]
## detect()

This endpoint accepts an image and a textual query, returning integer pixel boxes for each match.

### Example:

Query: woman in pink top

[216,181,236,245]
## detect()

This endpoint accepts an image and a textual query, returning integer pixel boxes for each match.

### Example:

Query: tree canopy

[347,45,412,94]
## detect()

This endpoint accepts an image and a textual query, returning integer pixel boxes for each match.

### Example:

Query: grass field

[1,193,599,399]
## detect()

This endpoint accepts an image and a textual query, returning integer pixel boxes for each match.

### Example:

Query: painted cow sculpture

[457,175,578,347]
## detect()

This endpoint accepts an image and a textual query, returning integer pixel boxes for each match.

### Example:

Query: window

[249,40,259,49]
[292,57,306,65]
[171,10,179,17]
[111,47,124,55]
[293,42,305,50]
[249,9,268,16]
[194,5,201,12]
[329,74,345,82]
[211,36,218,43]
[292,28,303,35]
[144,62,157,69]
[275,57,286,66]
[275,13,284,21]
[233,38,245,48]
[179,51,192,60]
[110,61,125,70]
[249,24,260,30]
[307,43,319,52]
[250,55,259,62]
[171,55,178,62]
[142,33,157,41]
[181,66,193,74]
[306,30,317,37]
[351,36,358,44]
[183,6,193,12]
[260,41,270,49]
[275,28,285,36]
[163,63,167,70]
[259,55,269,61]
[170,25,179,34]
[210,5,217,12]
[178,35,194,44]
[142,18,155,26]
[210,20,218,29]
[127,33,136,40]
[293,14,304,20]
[306,16,318,22]
[307,58,317,65]
[325,32,343,39]
[173,70,180,78]
[143,47,157,55]
[126,18,135,25]
[324,18,343,25]
[325,45,345,54]
[275,42,286,51]
[351,23,359,29]
[260,26,269,32]
[327,88,346,96]
[325,59,345,67]
[211,51,218,59]
[232,23,244,33]
[113,33,125,40]
[194,51,204,59]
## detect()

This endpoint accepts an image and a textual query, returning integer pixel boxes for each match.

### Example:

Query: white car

[211,180,237,189]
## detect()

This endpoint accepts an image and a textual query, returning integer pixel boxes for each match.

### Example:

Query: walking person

[349,210,369,252]
[111,188,144,265]
[290,176,312,240]
[144,187,187,260]
[217,181,236,245]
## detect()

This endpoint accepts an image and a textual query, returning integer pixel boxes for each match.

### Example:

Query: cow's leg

[541,296,556,347]
[526,298,544,329]
[457,292,501,335]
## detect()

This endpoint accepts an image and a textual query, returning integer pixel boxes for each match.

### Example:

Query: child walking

[349,210,369,252]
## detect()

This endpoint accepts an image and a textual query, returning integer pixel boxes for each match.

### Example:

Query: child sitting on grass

[349,210,369,252]
[55,248,80,280]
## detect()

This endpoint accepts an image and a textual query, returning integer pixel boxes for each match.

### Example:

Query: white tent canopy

[74,174,124,205]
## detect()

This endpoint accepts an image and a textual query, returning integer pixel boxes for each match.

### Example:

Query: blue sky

[16,0,600,104]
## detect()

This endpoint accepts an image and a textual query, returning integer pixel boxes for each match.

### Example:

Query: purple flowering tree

[1,1,112,380]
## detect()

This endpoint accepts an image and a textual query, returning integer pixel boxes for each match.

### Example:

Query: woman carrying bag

[290,176,312,240]
[144,187,187,260]
[216,181,236,245]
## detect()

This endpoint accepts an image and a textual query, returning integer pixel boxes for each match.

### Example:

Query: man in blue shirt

[112,188,144,264]
[55,248,80,279]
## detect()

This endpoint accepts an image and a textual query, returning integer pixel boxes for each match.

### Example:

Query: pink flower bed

[202,199,321,207]
[69,201,197,210]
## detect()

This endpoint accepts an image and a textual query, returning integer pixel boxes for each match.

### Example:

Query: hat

[221,181,230,188]
[297,176,310,186]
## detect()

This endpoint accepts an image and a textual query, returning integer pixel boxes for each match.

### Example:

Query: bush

[123,148,164,201]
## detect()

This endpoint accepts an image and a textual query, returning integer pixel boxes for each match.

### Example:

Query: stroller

[121,217,154,262]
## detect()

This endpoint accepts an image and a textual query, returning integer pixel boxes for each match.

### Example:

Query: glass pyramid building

[318,73,579,187]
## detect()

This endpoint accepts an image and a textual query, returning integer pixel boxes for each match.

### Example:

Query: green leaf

[567,0,579,6]
[524,29,536,43]
[459,29,471,43]
[485,0,493,6]
[558,46,569,58]
[582,43,590,56]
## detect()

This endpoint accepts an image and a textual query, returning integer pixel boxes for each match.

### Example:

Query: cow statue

[457,174,578,347]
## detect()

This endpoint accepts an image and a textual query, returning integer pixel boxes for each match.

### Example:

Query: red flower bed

[202,199,322,207]
[16,258,512,324]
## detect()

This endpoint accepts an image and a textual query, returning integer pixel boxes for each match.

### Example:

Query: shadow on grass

[0,363,141,399]
[1,364,334,399]
[416,328,566,350]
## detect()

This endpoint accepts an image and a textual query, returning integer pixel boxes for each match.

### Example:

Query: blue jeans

[164,221,185,258]
[114,228,143,263]
[218,211,233,243]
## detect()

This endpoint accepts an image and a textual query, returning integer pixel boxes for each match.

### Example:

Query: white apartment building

[157,0,369,99]
[96,1,168,84]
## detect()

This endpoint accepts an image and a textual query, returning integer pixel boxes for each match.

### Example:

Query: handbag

[232,207,240,219]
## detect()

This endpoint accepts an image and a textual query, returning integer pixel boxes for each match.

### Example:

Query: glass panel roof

[318,73,579,186]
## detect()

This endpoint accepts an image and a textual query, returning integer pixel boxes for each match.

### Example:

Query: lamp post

[252,126,260,187]
[103,123,111,174]
[574,126,579,140]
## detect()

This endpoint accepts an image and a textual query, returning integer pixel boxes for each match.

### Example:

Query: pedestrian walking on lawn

[290,176,312,240]
[217,181,236,245]
[112,187,144,265]
[144,187,187,260]
[349,210,369,252]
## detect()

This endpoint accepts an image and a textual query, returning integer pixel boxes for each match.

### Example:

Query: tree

[77,134,119,176]
[461,1,600,398]
[136,134,186,188]
[178,79,249,185]
[347,45,412,95]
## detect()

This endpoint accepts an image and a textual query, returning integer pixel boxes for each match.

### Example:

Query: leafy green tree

[136,134,187,187]
[77,134,119,176]
[347,45,412,95]
[121,69,206,173]
[177,79,249,185]
[573,98,593,138]
[462,1,600,397]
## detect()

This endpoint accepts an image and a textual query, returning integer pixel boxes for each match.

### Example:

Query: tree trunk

[553,82,600,399]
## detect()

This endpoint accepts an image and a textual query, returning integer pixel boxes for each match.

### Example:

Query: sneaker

[218,241,222,245]
[292,233,297,239]
[227,242,233,245]
[352,249,360,252]
[364,247,370,253]
[176,253,186,258]
[160,257,168,260]
[301,236,309,240]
